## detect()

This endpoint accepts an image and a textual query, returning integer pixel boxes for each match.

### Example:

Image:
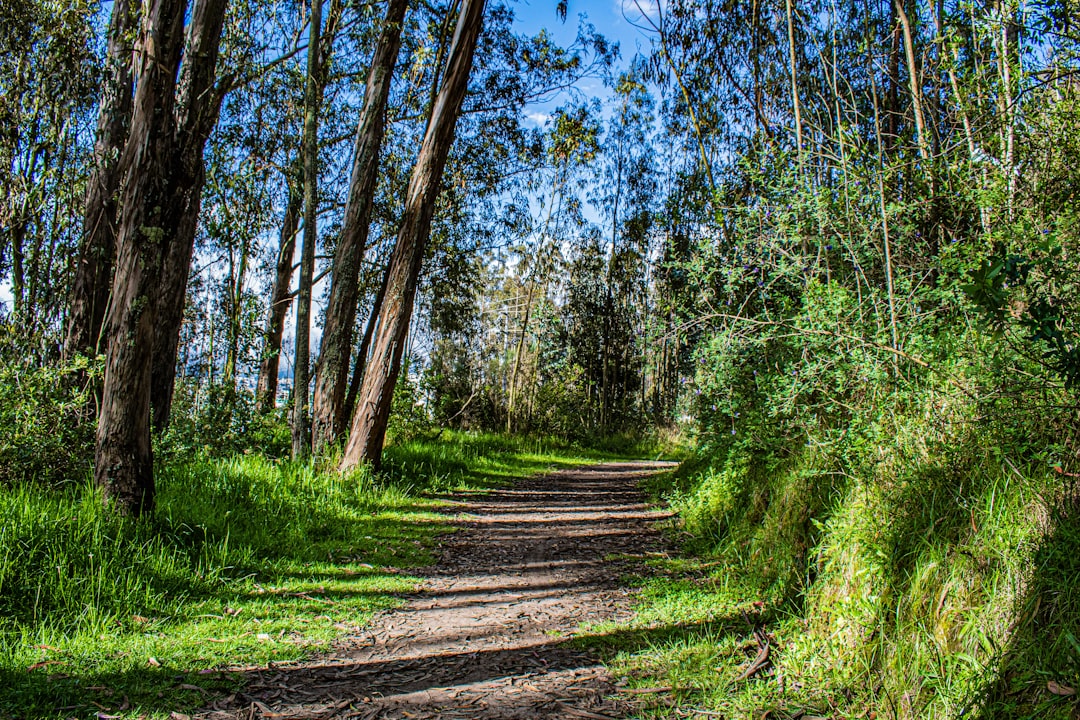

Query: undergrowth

[582,321,1080,720]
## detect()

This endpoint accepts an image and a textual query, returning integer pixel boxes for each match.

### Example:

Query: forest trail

[198,461,674,720]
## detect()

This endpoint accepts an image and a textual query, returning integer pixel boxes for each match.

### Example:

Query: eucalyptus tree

[590,71,656,430]
[504,104,599,432]
[1,0,98,352]
[311,0,410,453]
[254,160,302,412]
[146,0,323,433]
[64,0,139,361]
[290,0,328,459]
[340,0,487,471]
[94,0,231,514]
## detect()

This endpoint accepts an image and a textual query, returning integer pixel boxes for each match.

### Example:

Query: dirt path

[198,461,672,720]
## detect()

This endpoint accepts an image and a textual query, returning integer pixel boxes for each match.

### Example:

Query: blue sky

[509,0,657,127]
[512,0,655,53]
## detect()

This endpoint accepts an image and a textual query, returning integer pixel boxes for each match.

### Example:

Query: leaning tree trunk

[255,171,302,412]
[311,0,409,454]
[147,0,230,432]
[95,0,228,516]
[64,0,138,360]
[340,0,486,472]
[342,260,391,424]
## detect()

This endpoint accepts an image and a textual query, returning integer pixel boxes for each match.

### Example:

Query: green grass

[578,411,1080,719]
[0,431,615,719]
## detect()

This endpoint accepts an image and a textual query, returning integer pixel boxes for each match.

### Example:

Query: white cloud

[617,0,664,23]
[525,111,552,127]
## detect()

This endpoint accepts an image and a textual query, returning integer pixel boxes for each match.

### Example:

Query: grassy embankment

[582,400,1080,718]
[0,432,623,719]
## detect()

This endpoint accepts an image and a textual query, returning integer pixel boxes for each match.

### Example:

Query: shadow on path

[197,461,675,720]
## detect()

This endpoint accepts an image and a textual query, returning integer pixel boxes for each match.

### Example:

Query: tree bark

[291,0,325,460]
[784,0,803,173]
[342,260,391,425]
[64,0,138,360]
[311,0,409,453]
[147,0,230,432]
[95,0,229,515]
[895,0,929,161]
[340,0,486,471]
[256,171,303,412]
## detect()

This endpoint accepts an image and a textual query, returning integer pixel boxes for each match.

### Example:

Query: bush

[657,310,1080,717]
[0,355,97,486]
[161,381,291,460]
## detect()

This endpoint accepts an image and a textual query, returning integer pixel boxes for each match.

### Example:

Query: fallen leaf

[26,660,65,672]
[1048,680,1076,696]
[132,615,149,624]
[147,657,161,667]
[170,713,191,720]
[257,633,271,641]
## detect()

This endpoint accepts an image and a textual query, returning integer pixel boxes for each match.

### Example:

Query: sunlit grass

[0,430,620,719]
[580,412,1080,720]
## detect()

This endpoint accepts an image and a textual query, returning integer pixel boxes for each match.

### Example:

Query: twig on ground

[554,702,617,719]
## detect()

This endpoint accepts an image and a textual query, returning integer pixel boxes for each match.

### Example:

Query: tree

[64,0,138,361]
[94,0,229,515]
[340,0,486,471]
[1,0,98,352]
[255,164,302,412]
[311,0,410,453]
[290,0,326,460]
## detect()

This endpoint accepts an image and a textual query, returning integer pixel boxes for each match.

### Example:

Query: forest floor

[195,461,675,720]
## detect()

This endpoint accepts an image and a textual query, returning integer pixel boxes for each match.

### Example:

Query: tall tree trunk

[997,1,1019,216]
[256,171,302,412]
[869,56,900,351]
[506,280,535,433]
[292,0,324,460]
[340,0,486,471]
[886,5,901,155]
[95,0,228,516]
[784,0,803,173]
[311,0,409,453]
[895,0,930,162]
[343,260,391,428]
[64,0,138,360]
[147,0,230,432]
[222,237,250,389]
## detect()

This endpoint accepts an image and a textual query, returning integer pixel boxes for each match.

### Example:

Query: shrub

[0,355,97,486]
